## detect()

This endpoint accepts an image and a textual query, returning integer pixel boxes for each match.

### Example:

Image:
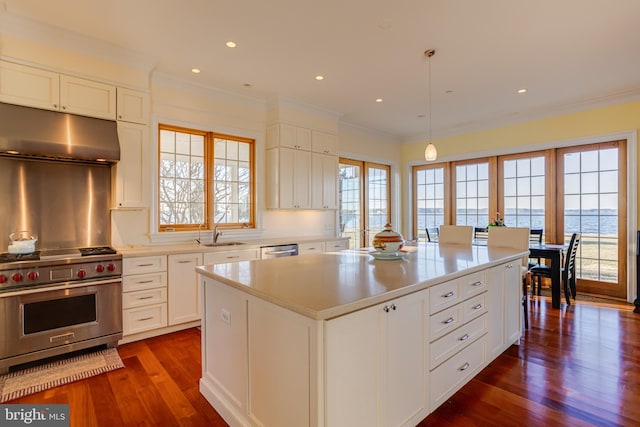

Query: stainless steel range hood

[0,102,120,163]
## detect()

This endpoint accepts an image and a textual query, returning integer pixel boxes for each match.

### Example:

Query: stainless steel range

[0,102,124,373]
[0,247,123,373]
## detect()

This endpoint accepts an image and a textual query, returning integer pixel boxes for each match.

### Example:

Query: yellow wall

[401,100,640,232]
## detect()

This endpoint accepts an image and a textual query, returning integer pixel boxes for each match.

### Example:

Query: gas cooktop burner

[0,252,40,264]
[79,246,117,256]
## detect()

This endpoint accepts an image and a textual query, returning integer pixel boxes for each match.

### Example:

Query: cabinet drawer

[430,280,460,313]
[459,271,486,299]
[123,288,167,309]
[298,242,325,255]
[430,336,486,409]
[429,305,463,342]
[463,293,488,323]
[430,314,487,370]
[203,249,259,264]
[123,271,167,292]
[325,240,349,251]
[123,303,167,335]
[123,255,167,274]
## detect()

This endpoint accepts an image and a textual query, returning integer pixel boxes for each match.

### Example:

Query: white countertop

[196,243,527,320]
[116,236,348,257]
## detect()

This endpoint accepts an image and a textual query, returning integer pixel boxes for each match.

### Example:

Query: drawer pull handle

[137,263,154,267]
[136,280,154,284]
[137,317,154,321]
[443,317,455,324]
[459,362,470,371]
[459,333,470,341]
[227,256,240,259]
[472,303,483,310]
[442,291,455,298]
[383,305,390,313]
[137,296,154,300]
[390,303,397,311]
[471,281,483,287]
[178,260,193,264]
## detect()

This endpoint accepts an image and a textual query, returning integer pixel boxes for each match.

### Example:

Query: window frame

[157,124,256,232]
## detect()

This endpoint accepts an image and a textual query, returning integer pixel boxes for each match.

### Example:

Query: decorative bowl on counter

[372,223,404,255]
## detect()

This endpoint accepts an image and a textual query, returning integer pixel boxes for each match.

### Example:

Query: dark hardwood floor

[8,295,640,426]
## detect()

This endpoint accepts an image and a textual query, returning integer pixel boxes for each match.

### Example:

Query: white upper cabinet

[59,75,116,120]
[0,61,60,110]
[311,153,338,209]
[311,130,338,155]
[116,87,149,124]
[0,61,116,120]
[113,122,148,209]
[266,147,312,209]
[267,123,312,151]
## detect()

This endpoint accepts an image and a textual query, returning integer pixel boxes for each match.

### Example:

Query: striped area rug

[0,347,124,403]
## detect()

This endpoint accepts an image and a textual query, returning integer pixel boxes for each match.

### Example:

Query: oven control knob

[77,269,87,278]
[107,263,116,272]
[0,275,7,284]
[96,265,105,273]
[12,273,23,282]
[27,271,39,281]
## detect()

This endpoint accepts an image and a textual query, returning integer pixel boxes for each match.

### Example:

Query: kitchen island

[196,243,527,427]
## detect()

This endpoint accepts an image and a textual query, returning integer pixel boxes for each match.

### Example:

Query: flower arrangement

[488,212,505,227]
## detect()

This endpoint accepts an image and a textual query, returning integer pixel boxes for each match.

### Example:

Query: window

[159,125,255,231]
[414,164,448,241]
[500,153,546,229]
[411,140,628,299]
[558,141,626,297]
[453,160,493,227]
[338,159,390,248]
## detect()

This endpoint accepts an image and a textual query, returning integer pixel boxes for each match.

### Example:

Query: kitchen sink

[200,242,246,247]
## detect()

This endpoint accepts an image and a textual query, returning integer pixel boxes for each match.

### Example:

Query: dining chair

[528,228,544,268]
[488,226,531,329]
[425,227,439,242]
[438,225,473,245]
[530,233,581,304]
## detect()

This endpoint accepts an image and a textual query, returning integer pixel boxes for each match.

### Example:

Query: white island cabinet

[197,244,526,427]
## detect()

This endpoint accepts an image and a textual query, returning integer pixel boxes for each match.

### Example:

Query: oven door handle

[0,278,121,298]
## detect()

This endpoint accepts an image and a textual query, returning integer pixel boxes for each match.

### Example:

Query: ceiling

[2,0,640,141]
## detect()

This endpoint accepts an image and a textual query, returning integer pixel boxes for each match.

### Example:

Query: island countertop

[196,243,527,320]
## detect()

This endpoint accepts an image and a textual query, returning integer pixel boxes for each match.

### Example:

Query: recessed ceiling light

[191,68,201,74]
[226,41,237,48]
[315,75,324,81]
[375,98,383,103]
[517,88,527,94]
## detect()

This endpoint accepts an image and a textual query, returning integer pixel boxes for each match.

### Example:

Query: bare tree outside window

[158,125,254,231]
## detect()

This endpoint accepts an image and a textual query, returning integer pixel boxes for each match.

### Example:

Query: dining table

[528,243,569,309]
[473,239,569,309]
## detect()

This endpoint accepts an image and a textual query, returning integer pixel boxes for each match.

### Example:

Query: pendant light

[424,49,437,161]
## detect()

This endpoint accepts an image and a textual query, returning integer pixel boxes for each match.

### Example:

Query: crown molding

[0,8,157,72]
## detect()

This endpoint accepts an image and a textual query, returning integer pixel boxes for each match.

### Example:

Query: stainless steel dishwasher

[260,243,299,259]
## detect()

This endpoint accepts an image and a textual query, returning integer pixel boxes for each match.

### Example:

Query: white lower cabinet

[168,252,203,325]
[486,260,522,360]
[298,241,325,255]
[430,336,486,409]
[325,290,429,427]
[203,248,259,264]
[122,255,168,336]
[324,239,349,251]
[199,257,523,427]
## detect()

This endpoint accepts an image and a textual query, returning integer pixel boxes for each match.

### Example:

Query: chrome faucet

[213,225,222,243]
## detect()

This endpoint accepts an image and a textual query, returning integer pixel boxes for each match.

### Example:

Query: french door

[338,159,390,248]
[557,141,626,298]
